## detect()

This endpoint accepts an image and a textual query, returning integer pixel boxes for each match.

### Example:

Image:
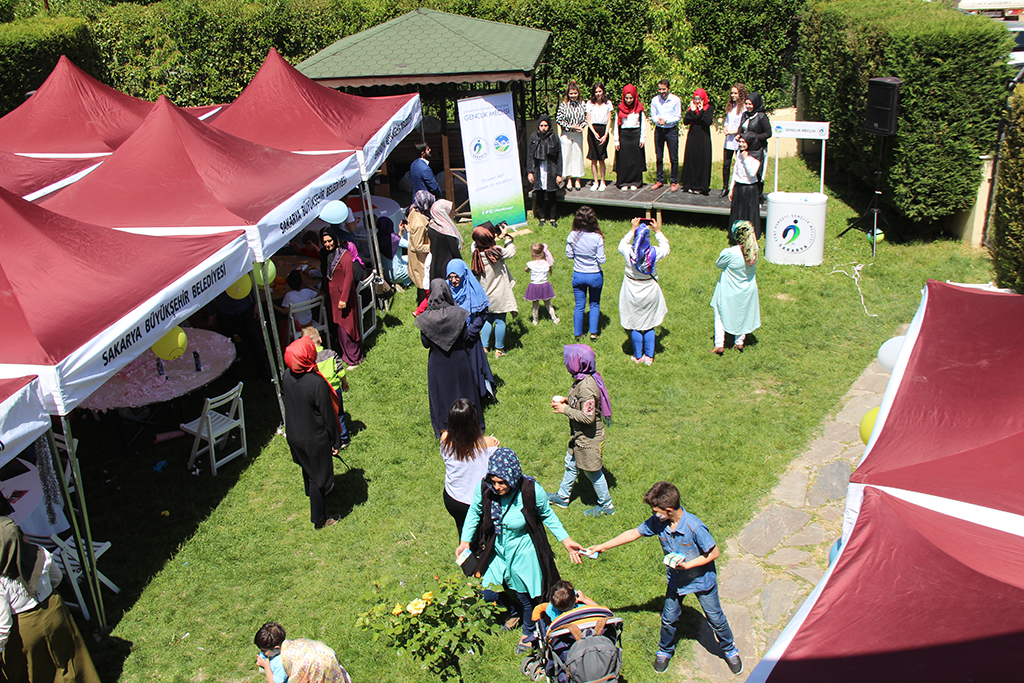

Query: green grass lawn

[75,156,992,682]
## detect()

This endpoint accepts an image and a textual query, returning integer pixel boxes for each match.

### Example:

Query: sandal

[516,636,537,654]
[502,616,521,632]
[494,349,507,358]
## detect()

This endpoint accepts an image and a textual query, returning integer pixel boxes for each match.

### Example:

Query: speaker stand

[839,137,890,258]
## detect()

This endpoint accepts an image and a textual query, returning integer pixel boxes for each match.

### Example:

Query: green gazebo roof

[296,8,551,88]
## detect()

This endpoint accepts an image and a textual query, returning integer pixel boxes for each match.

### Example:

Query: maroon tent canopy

[210,48,420,159]
[39,97,358,260]
[0,56,225,157]
[0,149,99,199]
[759,488,1024,682]
[747,281,1024,682]
[0,186,251,413]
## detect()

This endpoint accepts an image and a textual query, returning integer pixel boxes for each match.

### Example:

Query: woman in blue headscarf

[447,259,495,402]
[618,217,670,364]
[457,448,584,653]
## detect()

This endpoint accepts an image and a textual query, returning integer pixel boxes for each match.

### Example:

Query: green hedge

[992,84,1024,293]
[0,16,98,114]
[798,0,1011,234]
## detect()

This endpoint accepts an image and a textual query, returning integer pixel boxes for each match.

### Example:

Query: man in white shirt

[650,79,682,191]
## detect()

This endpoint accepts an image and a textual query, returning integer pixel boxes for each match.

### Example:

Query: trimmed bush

[992,84,1024,293]
[0,16,98,115]
[798,0,1012,234]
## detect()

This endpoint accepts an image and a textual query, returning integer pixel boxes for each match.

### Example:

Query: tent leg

[251,269,286,426]
[360,181,384,278]
[53,419,106,630]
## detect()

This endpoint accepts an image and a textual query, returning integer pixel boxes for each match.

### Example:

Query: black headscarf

[741,131,762,153]
[319,224,344,280]
[742,91,765,126]
[415,279,469,353]
[532,115,559,160]
[0,517,46,595]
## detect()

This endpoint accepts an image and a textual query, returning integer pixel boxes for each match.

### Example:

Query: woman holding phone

[617,217,670,365]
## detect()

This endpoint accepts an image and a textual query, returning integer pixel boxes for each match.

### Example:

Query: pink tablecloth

[80,328,236,411]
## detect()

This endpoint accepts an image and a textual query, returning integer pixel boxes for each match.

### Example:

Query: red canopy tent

[0,376,49,468]
[748,281,1024,682]
[39,96,359,261]
[0,186,252,414]
[0,56,224,158]
[0,149,100,199]
[210,47,420,162]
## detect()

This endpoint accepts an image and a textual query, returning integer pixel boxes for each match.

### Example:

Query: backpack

[564,631,621,683]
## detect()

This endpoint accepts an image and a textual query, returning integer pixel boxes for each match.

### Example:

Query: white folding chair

[288,295,331,349]
[357,274,377,339]
[180,382,247,476]
[50,533,120,621]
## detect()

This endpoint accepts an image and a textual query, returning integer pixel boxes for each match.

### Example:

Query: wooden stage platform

[557,182,766,223]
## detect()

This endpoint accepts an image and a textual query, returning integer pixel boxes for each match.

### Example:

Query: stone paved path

[666,350,899,682]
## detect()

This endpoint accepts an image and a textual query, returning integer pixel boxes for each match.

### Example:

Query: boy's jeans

[657,583,736,658]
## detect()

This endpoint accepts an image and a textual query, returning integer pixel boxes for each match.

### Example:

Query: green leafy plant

[992,83,1024,293]
[357,575,502,683]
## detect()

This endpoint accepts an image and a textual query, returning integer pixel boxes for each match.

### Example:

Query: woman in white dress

[556,81,587,191]
[618,217,669,365]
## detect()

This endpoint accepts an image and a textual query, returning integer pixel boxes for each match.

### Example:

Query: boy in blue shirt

[588,481,742,675]
[255,621,289,683]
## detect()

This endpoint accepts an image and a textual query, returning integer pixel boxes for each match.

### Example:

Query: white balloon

[877,336,905,373]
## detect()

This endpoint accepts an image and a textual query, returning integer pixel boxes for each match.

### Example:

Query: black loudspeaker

[864,77,903,136]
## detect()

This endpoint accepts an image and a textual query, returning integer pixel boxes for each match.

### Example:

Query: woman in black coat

[680,88,715,195]
[740,91,772,196]
[526,115,563,228]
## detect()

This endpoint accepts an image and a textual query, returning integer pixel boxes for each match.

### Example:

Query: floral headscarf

[631,223,656,276]
[731,220,759,265]
[485,447,524,536]
[563,344,612,421]
[412,190,436,216]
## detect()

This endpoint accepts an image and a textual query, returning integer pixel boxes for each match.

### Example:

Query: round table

[80,329,236,411]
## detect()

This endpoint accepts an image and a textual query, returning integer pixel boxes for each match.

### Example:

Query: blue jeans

[556,451,612,509]
[630,329,655,359]
[481,312,507,350]
[657,583,736,658]
[572,271,603,336]
[484,589,537,639]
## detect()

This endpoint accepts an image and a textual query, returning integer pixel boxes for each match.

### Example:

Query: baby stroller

[521,605,623,683]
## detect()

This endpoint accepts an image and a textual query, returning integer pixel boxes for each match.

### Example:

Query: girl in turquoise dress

[457,447,584,652]
[710,220,760,354]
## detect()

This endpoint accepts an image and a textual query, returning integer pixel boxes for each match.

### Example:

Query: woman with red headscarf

[282,336,343,529]
[613,84,648,191]
[680,88,715,195]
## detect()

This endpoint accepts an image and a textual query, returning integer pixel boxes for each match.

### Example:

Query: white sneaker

[551,316,560,325]
[590,182,597,192]
[598,182,606,192]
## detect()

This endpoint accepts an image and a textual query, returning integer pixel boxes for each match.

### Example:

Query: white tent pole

[360,181,384,278]
[53,418,107,630]
[820,139,827,195]
[250,269,286,426]
[774,136,780,194]
[259,261,286,385]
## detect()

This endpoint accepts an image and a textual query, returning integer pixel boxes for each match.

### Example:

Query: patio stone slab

[738,506,811,557]
[802,438,843,466]
[760,579,802,626]
[790,564,826,585]
[822,419,860,444]
[768,548,812,567]
[772,468,809,508]
[784,522,826,547]
[720,560,765,601]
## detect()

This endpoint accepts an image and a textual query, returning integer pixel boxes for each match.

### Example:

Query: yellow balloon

[225,274,252,299]
[253,261,277,286]
[859,407,880,445]
[152,326,188,361]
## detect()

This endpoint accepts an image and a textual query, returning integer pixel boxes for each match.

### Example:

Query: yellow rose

[391,603,404,615]
[406,598,427,616]
[422,591,435,604]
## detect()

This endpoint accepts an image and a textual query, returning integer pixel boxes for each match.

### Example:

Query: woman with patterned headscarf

[613,84,647,191]
[0,517,101,682]
[470,225,518,357]
[617,216,670,365]
[710,221,760,354]
[406,190,434,302]
[283,336,343,529]
[680,88,715,195]
[456,448,584,653]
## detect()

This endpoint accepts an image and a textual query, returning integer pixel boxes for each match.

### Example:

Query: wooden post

[441,97,455,204]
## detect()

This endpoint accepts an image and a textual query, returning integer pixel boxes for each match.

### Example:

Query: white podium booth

[764,122,830,266]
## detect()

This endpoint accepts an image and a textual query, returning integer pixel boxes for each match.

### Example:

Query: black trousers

[303,470,327,526]
[534,190,558,221]
[654,126,679,184]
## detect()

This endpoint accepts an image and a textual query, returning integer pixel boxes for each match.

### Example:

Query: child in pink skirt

[524,242,560,326]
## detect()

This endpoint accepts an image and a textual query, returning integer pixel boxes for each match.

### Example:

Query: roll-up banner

[457,93,527,228]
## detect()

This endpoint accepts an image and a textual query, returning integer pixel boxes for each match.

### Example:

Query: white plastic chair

[180,382,247,476]
[357,274,377,339]
[288,295,331,349]
[50,533,119,621]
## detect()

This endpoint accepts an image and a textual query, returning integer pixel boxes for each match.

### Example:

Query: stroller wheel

[529,661,546,681]
[520,656,537,676]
